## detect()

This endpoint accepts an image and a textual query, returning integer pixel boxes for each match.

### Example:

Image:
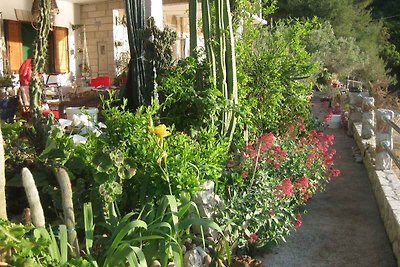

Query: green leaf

[0,225,21,243]
[178,218,223,234]
[170,242,182,267]
[94,172,109,184]
[92,151,114,172]
[106,243,134,267]
[59,225,68,266]
[126,251,140,266]
[47,227,61,262]
[165,195,179,233]
[106,220,147,260]
[176,201,195,219]
[131,246,148,267]
[84,202,94,253]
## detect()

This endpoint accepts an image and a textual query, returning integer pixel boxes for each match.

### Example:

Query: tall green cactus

[201,0,217,88]
[30,0,53,151]
[124,0,148,110]
[56,168,79,257]
[200,0,238,144]
[222,0,238,142]
[0,125,7,220]
[189,0,198,56]
[22,167,45,228]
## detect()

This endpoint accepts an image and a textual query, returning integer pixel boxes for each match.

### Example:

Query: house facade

[0,0,192,85]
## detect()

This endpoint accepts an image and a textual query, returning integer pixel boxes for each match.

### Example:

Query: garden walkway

[259,96,397,266]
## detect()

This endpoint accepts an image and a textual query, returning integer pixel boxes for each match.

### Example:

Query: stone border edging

[353,122,400,266]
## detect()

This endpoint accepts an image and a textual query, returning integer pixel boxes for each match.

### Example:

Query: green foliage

[0,75,13,87]
[0,219,89,266]
[83,196,228,266]
[303,21,369,80]
[371,0,400,85]
[40,95,228,214]
[274,0,389,82]
[2,121,36,172]
[157,57,224,132]
[236,19,318,135]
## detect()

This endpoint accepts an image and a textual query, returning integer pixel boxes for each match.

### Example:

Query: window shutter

[5,20,23,73]
[53,27,69,73]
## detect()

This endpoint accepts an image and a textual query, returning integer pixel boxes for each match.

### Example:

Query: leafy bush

[303,21,369,81]
[0,219,89,266]
[236,19,318,136]
[41,97,228,214]
[157,56,224,132]
[216,120,340,254]
[2,121,37,173]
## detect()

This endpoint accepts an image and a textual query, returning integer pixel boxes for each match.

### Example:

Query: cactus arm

[189,0,198,56]
[215,0,229,133]
[202,0,217,88]
[22,168,45,227]
[223,0,238,143]
[0,125,7,220]
[56,168,79,257]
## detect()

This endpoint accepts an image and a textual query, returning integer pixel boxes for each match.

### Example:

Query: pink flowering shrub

[216,118,340,253]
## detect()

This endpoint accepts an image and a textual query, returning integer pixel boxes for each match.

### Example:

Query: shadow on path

[259,99,397,267]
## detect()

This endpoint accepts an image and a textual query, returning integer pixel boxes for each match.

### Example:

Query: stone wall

[80,0,125,79]
[353,122,400,266]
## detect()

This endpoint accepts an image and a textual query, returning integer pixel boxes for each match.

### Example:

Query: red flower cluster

[248,233,258,244]
[258,132,274,153]
[295,176,309,190]
[276,178,293,197]
[293,213,302,229]
[243,144,257,159]
[323,110,333,122]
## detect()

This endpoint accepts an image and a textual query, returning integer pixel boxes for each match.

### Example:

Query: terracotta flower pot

[231,255,262,267]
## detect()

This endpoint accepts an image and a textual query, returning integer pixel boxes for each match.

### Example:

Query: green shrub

[236,19,318,137]
[157,56,224,133]
[41,97,229,214]
[0,219,89,266]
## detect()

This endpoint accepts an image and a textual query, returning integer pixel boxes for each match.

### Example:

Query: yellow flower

[153,124,171,139]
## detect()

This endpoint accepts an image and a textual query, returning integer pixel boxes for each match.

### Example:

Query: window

[4,20,69,74]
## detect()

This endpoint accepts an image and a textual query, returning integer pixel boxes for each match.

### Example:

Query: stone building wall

[80,0,125,79]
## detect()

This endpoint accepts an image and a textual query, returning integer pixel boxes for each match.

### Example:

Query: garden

[6,0,394,266]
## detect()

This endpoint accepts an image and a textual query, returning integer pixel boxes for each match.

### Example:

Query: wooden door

[5,20,23,73]
[53,27,69,73]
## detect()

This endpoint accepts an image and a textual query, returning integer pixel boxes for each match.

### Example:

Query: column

[361,97,375,139]
[376,109,394,170]
[145,0,164,29]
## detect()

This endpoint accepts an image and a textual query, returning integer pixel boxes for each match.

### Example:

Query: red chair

[90,76,110,87]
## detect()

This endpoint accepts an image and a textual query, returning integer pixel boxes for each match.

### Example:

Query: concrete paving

[259,98,397,267]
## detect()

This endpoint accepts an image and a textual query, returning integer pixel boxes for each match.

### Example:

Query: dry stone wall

[353,123,400,265]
